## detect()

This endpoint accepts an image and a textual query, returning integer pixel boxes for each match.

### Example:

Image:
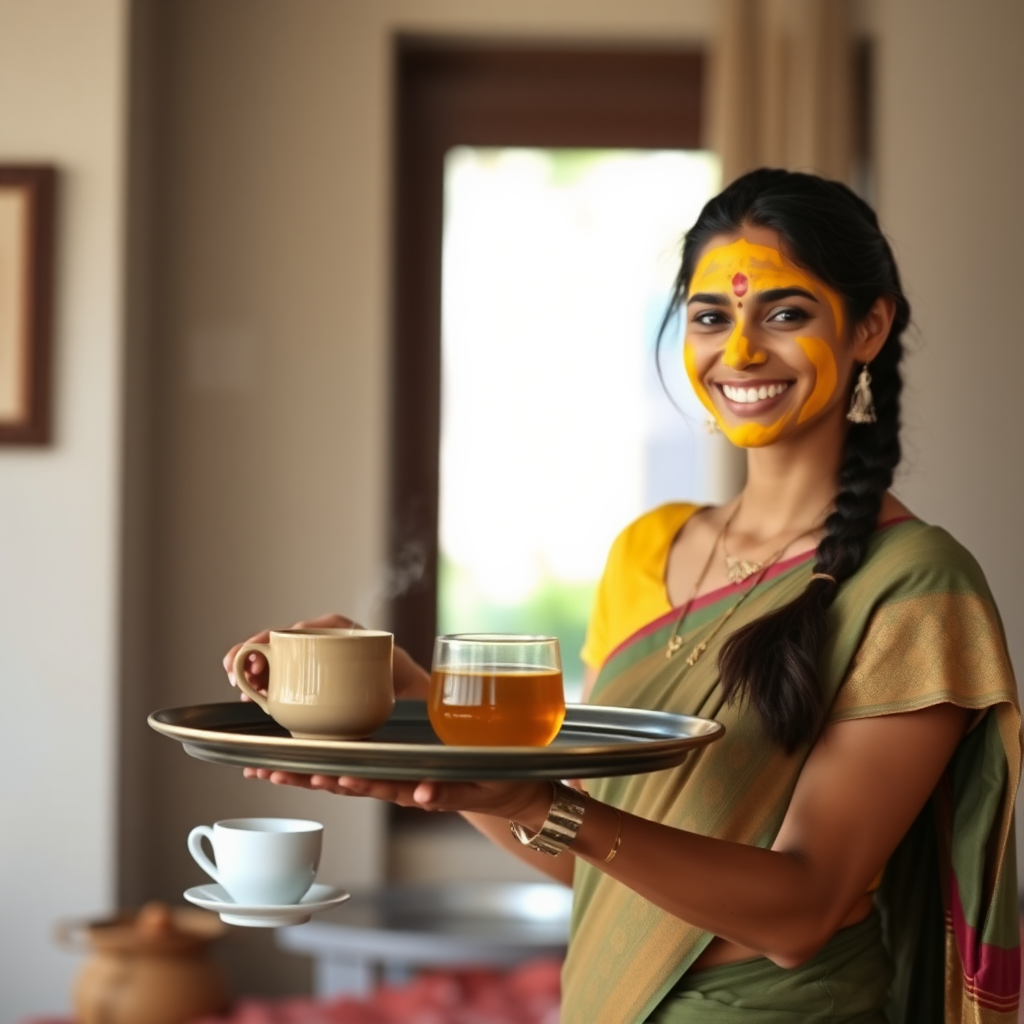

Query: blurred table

[276,882,570,997]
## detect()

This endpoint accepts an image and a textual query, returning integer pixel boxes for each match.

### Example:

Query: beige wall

[874,0,1024,876]
[0,2,129,1021]
[875,0,1024,673]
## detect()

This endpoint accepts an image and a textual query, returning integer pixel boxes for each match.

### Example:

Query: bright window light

[439,148,722,695]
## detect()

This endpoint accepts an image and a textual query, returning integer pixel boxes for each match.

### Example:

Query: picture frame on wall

[0,165,56,445]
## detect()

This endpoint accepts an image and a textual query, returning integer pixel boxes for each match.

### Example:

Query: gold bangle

[604,807,623,863]
[810,572,837,585]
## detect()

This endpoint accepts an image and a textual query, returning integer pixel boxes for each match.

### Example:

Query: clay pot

[58,901,229,1024]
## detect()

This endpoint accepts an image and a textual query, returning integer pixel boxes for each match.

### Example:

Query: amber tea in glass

[428,634,566,746]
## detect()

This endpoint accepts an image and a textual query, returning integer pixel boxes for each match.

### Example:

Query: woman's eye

[767,307,810,323]
[692,309,729,327]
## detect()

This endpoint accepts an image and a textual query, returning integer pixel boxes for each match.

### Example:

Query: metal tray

[148,700,723,780]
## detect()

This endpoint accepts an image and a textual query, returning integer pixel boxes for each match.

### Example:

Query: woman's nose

[723,327,768,369]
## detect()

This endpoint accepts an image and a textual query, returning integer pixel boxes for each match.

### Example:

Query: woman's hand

[242,767,552,826]
[222,612,430,700]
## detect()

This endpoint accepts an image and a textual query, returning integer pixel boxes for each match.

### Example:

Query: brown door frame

[390,43,705,667]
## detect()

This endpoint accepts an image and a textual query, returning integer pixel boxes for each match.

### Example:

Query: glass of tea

[428,634,566,746]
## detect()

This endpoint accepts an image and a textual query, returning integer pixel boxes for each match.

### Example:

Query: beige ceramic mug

[233,628,394,739]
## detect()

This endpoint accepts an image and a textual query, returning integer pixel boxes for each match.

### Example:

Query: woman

[225,170,1020,1023]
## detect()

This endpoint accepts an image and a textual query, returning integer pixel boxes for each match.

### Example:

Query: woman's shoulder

[866,517,993,601]
[830,519,1014,722]
[605,502,703,566]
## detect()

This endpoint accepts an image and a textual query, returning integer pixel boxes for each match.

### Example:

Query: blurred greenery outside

[437,146,720,706]
[437,554,593,700]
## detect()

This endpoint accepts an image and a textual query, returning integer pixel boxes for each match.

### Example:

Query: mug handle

[233,642,272,714]
[188,825,221,885]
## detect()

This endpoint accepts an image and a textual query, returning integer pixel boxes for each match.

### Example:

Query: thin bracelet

[604,807,623,863]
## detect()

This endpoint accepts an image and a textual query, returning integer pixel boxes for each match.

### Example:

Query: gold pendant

[686,641,707,667]
[666,635,684,659]
[725,555,762,585]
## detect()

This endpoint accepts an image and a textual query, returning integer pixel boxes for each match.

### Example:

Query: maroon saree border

[602,515,918,669]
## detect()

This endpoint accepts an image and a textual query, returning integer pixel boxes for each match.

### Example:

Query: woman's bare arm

[558,701,968,967]
[272,700,967,967]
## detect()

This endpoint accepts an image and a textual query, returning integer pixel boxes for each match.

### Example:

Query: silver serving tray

[148,700,723,780]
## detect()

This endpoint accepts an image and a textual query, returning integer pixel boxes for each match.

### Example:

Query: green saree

[650,909,892,1022]
[562,520,1021,1024]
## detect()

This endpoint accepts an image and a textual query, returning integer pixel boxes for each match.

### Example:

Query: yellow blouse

[581,502,699,670]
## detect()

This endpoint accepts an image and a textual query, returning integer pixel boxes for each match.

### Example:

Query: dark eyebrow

[687,292,730,306]
[756,287,819,304]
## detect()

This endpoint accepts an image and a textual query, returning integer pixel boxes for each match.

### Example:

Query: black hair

[661,168,910,752]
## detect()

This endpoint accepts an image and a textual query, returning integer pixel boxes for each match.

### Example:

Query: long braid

[718,294,907,751]
[664,169,912,752]
[816,317,904,586]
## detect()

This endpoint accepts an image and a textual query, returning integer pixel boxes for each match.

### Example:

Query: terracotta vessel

[58,901,229,1024]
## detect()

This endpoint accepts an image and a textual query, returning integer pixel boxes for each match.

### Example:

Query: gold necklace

[722,500,819,584]
[665,548,784,665]
[665,505,819,665]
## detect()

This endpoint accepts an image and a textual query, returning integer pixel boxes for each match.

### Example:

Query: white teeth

[722,382,789,404]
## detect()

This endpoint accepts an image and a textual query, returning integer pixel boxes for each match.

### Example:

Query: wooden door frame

[389,42,705,667]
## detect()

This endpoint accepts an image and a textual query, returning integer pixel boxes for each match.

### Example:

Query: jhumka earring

[704,415,721,434]
[847,364,877,424]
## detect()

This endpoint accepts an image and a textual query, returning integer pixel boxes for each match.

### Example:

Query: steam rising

[353,540,427,625]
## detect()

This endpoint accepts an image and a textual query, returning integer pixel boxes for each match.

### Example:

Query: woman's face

[683,226,852,448]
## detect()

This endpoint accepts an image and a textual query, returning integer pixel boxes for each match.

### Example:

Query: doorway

[390,43,714,672]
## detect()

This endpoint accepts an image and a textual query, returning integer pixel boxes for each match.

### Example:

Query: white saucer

[183,882,351,927]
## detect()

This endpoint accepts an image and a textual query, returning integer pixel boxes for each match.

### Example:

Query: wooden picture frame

[0,166,56,444]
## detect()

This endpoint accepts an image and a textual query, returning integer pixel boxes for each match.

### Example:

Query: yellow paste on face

[684,239,844,447]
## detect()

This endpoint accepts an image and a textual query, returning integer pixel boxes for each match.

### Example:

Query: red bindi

[732,272,749,297]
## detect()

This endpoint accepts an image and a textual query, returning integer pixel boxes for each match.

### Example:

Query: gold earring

[847,364,877,424]
[704,414,721,434]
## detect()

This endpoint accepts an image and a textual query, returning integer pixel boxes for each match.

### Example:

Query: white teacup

[187,817,323,905]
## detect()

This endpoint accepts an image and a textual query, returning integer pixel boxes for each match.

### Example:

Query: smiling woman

[225,169,1021,1024]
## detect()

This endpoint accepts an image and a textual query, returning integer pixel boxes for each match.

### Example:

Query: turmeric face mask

[684,238,845,448]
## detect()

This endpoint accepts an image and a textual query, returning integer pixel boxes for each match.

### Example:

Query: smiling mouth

[717,381,791,406]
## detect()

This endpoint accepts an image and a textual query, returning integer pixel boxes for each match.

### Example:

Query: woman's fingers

[241,768,318,789]
[241,769,545,821]
[223,628,272,689]
[228,651,269,700]
[333,776,425,806]
[241,769,424,804]
[267,770,318,788]
[408,780,529,814]
[393,648,431,699]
